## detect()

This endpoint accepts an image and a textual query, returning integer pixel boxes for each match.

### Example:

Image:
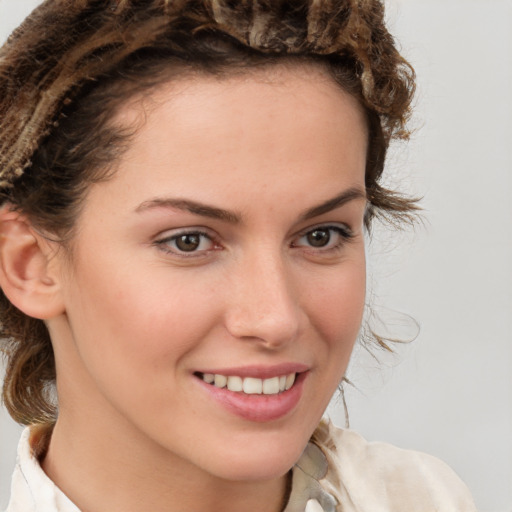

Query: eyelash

[153,224,354,258]
[154,229,218,258]
[292,225,354,253]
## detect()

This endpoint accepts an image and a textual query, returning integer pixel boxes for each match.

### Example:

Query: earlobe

[0,206,65,319]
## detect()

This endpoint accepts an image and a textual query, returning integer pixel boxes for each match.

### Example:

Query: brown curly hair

[0,0,416,425]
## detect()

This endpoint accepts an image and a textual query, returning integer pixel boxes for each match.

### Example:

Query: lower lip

[196,372,307,423]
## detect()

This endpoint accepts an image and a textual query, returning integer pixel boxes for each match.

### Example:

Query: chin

[210,454,297,482]
[198,429,312,482]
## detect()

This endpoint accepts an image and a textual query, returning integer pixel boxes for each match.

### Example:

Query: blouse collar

[284,440,337,512]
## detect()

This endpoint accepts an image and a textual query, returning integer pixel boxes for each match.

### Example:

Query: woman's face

[49,66,368,481]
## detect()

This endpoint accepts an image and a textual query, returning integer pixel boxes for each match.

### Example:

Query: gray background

[1,1,511,511]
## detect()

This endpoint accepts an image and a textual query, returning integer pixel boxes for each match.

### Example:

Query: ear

[0,205,65,319]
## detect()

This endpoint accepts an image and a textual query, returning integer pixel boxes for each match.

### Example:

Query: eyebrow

[299,186,367,221]
[136,198,242,224]
[135,186,366,224]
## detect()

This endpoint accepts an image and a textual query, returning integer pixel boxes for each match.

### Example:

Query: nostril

[225,303,302,347]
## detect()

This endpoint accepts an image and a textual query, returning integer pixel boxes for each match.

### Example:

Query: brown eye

[175,233,201,252]
[307,229,331,247]
[293,225,353,252]
[156,231,215,255]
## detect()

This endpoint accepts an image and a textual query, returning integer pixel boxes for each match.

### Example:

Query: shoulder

[313,420,477,512]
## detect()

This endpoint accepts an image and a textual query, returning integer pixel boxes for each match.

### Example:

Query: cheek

[308,257,366,349]
[292,256,366,431]
[73,265,220,361]
[60,261,226,424]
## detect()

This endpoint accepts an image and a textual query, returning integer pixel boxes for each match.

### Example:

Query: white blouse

[5,421,477,512]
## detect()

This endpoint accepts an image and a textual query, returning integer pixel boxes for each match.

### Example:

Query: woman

[0,1,476,511]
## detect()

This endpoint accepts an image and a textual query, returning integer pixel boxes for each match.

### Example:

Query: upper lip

[194,363,309,379]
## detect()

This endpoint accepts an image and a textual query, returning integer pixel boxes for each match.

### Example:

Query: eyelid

[291,223,354,251]
[294,222,353,240]
[153,227,221,257]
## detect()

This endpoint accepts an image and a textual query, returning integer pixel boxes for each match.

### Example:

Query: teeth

[201,372,297,395]
[243,377,263,394]
[227,376,243,392]
[214,374,227,388]
[263,376,280,395]
[203,373,215,384]
[285,373,295,391]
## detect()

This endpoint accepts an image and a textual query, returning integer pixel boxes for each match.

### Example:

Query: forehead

[83,65,368,221]
[114,62,367,142]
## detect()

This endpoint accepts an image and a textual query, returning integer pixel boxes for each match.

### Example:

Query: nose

[224,251,304,349]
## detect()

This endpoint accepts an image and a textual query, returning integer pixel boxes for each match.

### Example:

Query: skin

[35,66,368,512]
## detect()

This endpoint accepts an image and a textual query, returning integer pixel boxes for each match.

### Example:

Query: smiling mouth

[195,372,297,395]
